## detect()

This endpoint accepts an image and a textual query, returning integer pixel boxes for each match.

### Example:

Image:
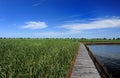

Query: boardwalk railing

[84,45,112,78]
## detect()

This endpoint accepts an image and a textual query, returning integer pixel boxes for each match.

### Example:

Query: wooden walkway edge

[71,43,101,78]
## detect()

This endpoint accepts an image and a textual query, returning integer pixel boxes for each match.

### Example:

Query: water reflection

[88,45,120,78]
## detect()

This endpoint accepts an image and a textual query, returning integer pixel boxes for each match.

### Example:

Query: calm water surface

[88,45,120,78]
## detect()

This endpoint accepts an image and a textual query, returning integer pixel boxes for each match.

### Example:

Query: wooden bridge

[70,43,101,78]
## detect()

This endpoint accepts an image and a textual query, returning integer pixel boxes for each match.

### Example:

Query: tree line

[0,37,120,40]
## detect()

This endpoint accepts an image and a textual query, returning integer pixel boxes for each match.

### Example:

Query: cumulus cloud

[60,18,120,31]
[21,21,48,29]
[20,17,120,38]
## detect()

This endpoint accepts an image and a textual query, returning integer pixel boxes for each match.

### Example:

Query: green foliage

[0,39,79,78]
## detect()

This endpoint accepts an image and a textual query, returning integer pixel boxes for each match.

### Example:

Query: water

[87,45,120,78]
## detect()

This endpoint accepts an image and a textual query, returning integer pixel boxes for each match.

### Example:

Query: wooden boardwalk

[71,43,101,78]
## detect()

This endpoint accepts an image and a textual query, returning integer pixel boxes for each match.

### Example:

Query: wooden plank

[71,43,101,78]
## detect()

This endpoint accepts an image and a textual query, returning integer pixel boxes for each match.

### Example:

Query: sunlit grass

[0,38,79,78]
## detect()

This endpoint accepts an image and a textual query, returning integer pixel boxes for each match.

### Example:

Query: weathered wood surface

[71,43,101,78]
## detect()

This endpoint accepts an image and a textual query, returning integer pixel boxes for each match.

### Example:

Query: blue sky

[0,0,120,38]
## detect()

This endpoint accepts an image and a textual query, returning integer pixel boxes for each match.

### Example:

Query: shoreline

[83,42,120,45]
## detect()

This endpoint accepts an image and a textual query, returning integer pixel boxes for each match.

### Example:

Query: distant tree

[103,38,107,40]
[96,38,99,40]
[19,37,23,39]
[113,38,116,40]
[27,38,31,39]
[80,38,87,40]
[116,38,120,40]
[3,37,6,39]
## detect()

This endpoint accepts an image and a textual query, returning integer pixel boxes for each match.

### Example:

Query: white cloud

[21,21,48,29]
[33,30,82,38]
[32,0,46,6]
[32,3,41,6]
[33,32,63,38]
[19,17,120,38]
[60,18,120,31]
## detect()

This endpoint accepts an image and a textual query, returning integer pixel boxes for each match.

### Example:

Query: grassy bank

[0,39,79,78]
[78,39,120,44]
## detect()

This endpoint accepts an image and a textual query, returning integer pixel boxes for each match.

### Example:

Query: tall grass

[0,39,79,78]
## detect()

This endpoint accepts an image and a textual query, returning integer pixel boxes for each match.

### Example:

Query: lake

[87,45,120,78]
